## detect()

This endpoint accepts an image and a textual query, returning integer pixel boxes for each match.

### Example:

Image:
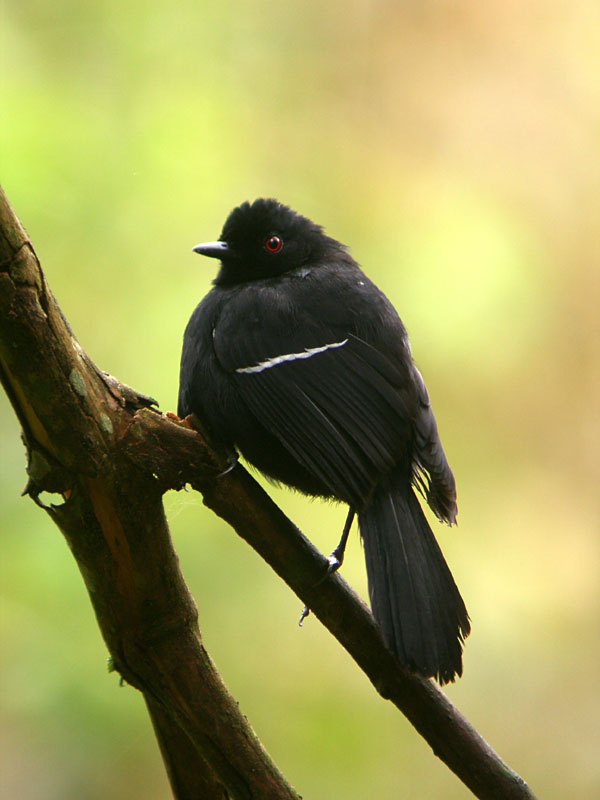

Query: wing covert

[214,312,417,508]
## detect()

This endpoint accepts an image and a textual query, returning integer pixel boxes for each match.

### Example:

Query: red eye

[264,235,283,253]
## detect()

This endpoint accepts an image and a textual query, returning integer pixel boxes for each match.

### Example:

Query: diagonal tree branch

[0,186,298,800]
[0,186,536,800]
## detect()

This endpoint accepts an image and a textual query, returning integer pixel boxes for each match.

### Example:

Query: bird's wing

[410,366,457,525]
[213,303,416,509]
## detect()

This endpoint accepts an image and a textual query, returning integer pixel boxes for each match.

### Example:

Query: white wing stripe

[236,339,348,374]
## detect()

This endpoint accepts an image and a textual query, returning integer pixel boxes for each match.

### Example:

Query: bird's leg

[299,507,355,625]
[326,506,355,573]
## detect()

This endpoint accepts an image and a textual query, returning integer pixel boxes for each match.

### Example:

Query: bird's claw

[299,551,342,626]
[327,552,342,573]
[215,451,239,478]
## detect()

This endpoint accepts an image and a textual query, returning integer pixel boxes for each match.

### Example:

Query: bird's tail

[358,471,470,684]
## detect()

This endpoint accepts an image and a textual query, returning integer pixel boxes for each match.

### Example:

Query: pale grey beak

[192,241,229,258]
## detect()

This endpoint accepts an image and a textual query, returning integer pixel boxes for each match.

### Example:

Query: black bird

[178,198,470,684]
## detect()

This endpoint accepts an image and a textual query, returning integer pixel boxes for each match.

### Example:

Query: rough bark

[0,185,536,800]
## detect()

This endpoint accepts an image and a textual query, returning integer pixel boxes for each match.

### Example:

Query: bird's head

[193,198,342,285]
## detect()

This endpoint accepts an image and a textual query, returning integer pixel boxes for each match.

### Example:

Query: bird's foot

[298,605,310,625]
[298,548,344,626]
[326,547,344,574]
[299,508,354,627]
[215,451,239,478]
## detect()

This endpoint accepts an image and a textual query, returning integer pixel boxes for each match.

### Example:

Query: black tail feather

[358,471,470,684]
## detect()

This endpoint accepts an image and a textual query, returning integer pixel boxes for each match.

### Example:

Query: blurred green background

[1,1,599,798]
